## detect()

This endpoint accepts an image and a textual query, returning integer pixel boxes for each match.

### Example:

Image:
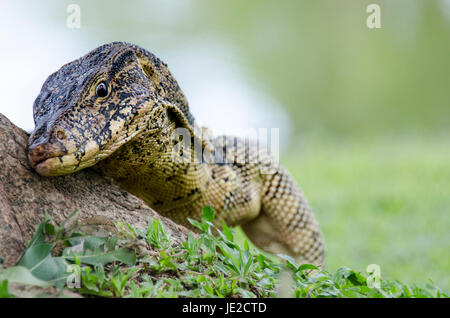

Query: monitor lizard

[27,42,325,266]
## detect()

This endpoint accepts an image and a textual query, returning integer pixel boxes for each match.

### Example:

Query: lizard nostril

[56,129,67,140]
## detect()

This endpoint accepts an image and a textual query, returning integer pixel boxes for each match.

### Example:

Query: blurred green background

[0,0,449,290]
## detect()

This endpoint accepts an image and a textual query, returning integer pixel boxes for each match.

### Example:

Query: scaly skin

[28,42,326,266]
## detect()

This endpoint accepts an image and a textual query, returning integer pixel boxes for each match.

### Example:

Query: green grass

[1,207,447,298]
[282,137,450,292]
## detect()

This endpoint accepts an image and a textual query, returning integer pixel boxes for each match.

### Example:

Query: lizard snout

[28,142,64,168]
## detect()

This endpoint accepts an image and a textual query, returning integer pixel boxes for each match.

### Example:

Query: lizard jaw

[32,153,97,177]
[31,140,103,176]
[33,156,67,176]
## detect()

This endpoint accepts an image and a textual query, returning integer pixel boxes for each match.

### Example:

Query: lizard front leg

[242,164,326,268]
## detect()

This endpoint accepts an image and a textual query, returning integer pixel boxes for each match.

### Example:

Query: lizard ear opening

[164,101,211,153]
[165,102,192,131]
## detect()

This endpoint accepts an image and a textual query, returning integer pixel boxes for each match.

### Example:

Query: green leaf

[244,240,250,251]
[221,220,234,242]
[17,243,70,288]
[347,272,366,286]
[0,280,13,298]
[242,250,254,277]
[202,206,215,222]
[64,247,136,266]
[44,222,55,236]
[0,266,52,288]
[236,288,256,298]
[277,254,298,271]
[67,236,112,251]
[26,216,51,249]
[17,243,64,282]
[297,264,319,272]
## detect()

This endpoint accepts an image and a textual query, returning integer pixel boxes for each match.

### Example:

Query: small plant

[145,218,171,250]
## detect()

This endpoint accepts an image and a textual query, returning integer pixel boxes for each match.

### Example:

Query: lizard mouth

[33,156,65,176]
[28,141,67,176]
[30,140,103,176]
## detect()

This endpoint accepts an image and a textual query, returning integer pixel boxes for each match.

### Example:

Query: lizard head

[28,42,194,176]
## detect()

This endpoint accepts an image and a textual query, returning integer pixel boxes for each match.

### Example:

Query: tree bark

[0,113,191,267]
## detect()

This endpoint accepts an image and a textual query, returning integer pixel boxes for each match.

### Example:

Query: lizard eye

[96,81,108,98]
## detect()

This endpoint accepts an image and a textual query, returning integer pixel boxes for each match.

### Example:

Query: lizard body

[28,42,325,266]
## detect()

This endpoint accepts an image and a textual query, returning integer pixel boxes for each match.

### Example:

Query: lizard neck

[95,115,211,210]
